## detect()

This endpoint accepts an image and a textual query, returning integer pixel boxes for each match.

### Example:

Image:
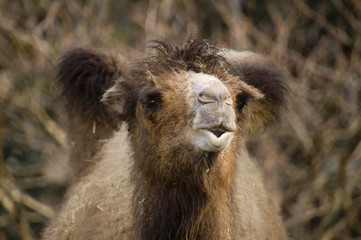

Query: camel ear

[101,80,130,119]
[56,47,129,122]
[223,50,288,136]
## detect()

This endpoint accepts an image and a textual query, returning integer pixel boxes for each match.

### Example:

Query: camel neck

[132,150,237,240]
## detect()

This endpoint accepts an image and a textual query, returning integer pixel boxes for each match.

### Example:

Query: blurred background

[0,0,360,239]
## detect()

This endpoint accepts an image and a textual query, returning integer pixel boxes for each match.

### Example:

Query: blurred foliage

[0,0,360,239]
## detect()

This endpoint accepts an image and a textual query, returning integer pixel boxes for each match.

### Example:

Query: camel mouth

[193,127,234,152]
[208,128,226,138]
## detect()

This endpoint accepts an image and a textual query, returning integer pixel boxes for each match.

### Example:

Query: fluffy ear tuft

[57,47,129,122]
[224,50,288,136]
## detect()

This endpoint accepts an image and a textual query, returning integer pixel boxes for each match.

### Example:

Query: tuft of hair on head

[128,39,233,82]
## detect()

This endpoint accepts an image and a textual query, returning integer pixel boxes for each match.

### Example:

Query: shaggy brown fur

[43,39,288,240]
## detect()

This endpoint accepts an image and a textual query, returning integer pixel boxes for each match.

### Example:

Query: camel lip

[196,129,234,152]
[194,124,236,133]
[192,123,236,152]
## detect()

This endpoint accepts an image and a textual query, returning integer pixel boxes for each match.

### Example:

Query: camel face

[128,70,239,158]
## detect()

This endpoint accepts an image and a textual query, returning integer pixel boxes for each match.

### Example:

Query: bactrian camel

[42,39,288,240]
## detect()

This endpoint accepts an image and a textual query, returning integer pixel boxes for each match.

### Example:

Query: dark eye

[236,92,251,112]
[145,99,158,109]
[143,92,162,112]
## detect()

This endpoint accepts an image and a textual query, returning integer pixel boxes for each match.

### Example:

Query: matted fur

[43,39,288,240]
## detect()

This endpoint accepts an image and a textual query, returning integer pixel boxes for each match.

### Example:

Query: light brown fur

[43,40,288,240]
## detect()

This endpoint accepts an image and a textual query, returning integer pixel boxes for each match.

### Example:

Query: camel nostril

[209,129,226,138]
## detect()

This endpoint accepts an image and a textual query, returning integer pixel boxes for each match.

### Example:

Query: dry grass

[0,0,360,239]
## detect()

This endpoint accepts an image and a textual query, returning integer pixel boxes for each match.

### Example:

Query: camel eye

[236,92,251,112]
[143,92,162,112]
[145,99,158,109]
